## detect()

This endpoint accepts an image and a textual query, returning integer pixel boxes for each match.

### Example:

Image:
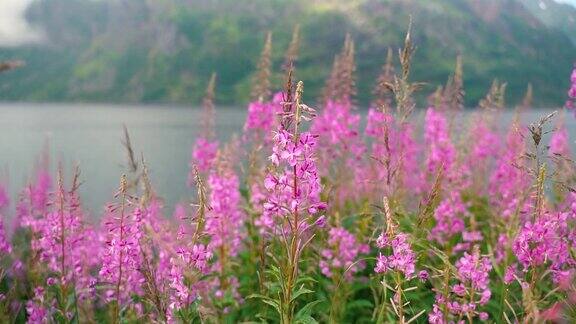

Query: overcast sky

[0,0,43,47]
[0,0,574,47]
[556,0,576,5]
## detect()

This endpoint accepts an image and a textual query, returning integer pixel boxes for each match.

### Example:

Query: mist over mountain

[519,0,576,45]
[0,0,574,107]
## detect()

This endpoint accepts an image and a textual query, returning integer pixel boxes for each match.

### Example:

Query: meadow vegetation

[0,24,576,323]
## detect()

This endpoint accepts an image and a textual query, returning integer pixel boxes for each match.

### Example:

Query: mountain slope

[0,0,574,107]
[518,0,576,45]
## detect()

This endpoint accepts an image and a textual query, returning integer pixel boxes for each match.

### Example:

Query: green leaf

[346,299,373,310]
[265,265,282,282]
[261,299,282,316]
[295,315,318,324]
[295,299,324,320]
[248,294,281,316]
[295,275,317,285]
[53,309,67,323]
[247,293,273,302]
[290,286,314,303]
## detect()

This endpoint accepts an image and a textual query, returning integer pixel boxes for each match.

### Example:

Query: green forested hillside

[519,0,576,45]
[0,0,574,107]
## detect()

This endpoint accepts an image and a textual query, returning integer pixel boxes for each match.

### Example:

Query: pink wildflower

[167,242,212,320]
[0,184,8,209]
[455,250,492,294]
[428,304,445,324]
[468,119,500,162]
[99,205,145,304]
[34,183,89,285]
[243,92,284,144]
[424,106,472,190]
[190,138,219,177]
[365,108,421,196]
[26,287,48,324]
[512,211,575,282]
[312,100,366,202]
[206,167,244,257]
[430,192,469,245]
[260,100,326,235]
[504,265,517,284]
[418,270,429,282]
[566,67,576,114]
[549,124,570,157]
[375,232,416,278]
[430,248,492,322]
[16,166,52,230]
[0,184,11,255]
[320,227,369,280]
[489,124,530,219]
[424,107,455,174]
[0,220,10,255]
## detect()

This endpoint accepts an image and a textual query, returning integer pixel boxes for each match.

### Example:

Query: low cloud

[0,0,43,47]
[555,0,576,7]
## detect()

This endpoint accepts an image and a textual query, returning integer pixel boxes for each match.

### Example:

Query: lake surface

[0,103,246,218]
[0,103,574,218]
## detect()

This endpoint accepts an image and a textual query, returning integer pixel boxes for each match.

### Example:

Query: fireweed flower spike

[0,184,11,255]
[16,152,52,231]
[320,226,369,322]
[489,123,530,219]
[189,73,219,181]
[374,197,422,323]
[35,169,72,280]
[244,32,283,147]
[566,66,576,115]
[365,103,420,197]
[549,122,570,158]
[167,165,213,322]
[366,46,421,199]
[205,145,245,306]
[99,175,145,322]
[429,191,469,245]
[0,220,10,256]
[131,159,180,322]
[313,35,367,202]
[320,227,369,280]
[424,106,456,177]
[26,287,48,324]
[511,210,575,284]
[429,246,493,323]
[375,231,417,279]
[263,82,327,234]
[424,104,473,191]
[24,166,97,322]
[465,112,500,194]
[244,92,284,145]
[376,235,415,277]
[548,119,574,202]
[257,80,326,324]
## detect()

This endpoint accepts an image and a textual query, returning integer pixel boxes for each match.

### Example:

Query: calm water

[0,103,245,218]
[0,103,574,217]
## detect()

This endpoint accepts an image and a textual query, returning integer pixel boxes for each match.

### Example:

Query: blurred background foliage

[0,0,574,107]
